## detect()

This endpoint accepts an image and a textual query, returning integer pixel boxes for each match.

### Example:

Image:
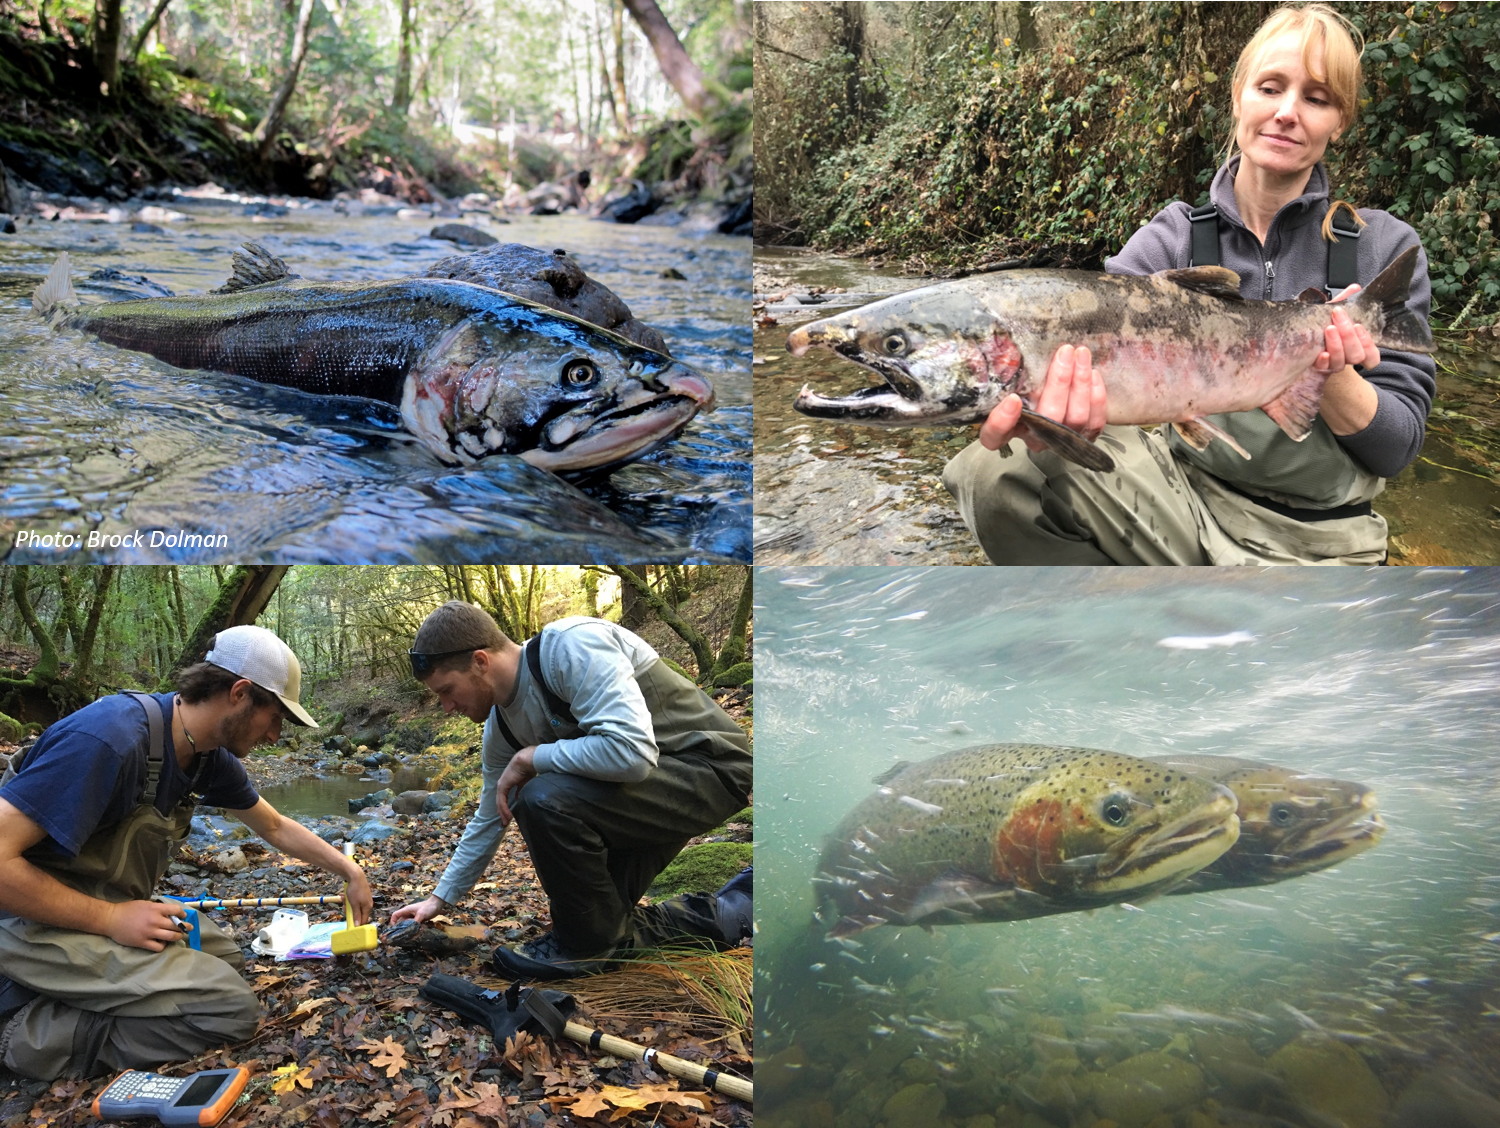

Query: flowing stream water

[0,204,750,561]
[755,566,1500,1128]
[754,247,1500,565]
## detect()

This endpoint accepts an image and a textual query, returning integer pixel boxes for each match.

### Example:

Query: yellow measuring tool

[331,842,377,953]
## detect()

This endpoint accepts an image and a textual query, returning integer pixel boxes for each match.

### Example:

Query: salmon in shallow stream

[787,246,1432,473]
[31,248,714,472]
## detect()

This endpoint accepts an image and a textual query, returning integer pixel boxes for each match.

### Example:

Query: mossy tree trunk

[163,565,289,688]
[621,0,722,120]
[92,0,123,92]
[251,0,317,158]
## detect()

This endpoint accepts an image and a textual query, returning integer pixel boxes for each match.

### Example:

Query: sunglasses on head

[408,648,476,678]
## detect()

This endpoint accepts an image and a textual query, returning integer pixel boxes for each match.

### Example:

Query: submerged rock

[349,788,394,813]
[1267,1033,1388,1128]
[430,223,498,247]
[1090,1051,1204,1128]
[881,1083,944,1128]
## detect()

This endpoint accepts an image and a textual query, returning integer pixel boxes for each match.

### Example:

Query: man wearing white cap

[0,625,373,1081]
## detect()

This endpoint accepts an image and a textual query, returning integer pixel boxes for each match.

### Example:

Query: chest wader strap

[121,692,166,806]
[1185,202,1362,294]
[489,634,578,752]
[1189,203,1220,268]
[1326,213,1361,295]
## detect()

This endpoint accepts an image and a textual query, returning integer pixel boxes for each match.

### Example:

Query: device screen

[174,1074,225,1107]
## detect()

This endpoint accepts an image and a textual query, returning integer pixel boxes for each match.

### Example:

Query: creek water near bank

[0,204,750,562]
[754,247,1500,565]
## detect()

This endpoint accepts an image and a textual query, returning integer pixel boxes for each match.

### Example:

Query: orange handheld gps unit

[91,1066,250,1126]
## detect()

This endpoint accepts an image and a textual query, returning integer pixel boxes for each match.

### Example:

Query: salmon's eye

[1270,804,1294,826]
[1101,795,1131,827]
[562,359,597,387]
[882,332,908,356]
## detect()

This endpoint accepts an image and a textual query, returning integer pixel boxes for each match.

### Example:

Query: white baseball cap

[205,625,318,727]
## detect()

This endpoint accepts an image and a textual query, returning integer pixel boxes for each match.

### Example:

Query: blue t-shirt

[0,692,260,860]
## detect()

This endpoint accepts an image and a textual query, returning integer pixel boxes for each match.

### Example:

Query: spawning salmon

[787,246,1431,473]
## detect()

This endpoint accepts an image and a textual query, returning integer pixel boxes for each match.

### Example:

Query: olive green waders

[510,659,752,956]
[0,694,259,1080]
[942,426,1388,566]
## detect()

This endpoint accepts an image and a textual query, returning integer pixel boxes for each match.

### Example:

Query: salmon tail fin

[1261,369,1331,442]
[1017,408,1116,472]
[31,253,78,318]
[1351,244,1433,354]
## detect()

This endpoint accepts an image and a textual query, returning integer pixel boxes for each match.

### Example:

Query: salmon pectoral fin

[1260,368,1330,442]
[1018,408,1116,473]
[1173,416,1251,459]
[905,872,1026,925]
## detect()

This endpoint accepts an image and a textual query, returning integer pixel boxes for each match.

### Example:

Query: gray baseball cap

[205,625,318,727]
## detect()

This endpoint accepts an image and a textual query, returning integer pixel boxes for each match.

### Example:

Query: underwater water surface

[754,567,1500,1128]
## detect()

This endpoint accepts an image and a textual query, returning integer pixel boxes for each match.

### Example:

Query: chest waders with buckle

[1177,202,1384,513]
[0,693,201,906]
[487,631,752,956]
[490,633,752,800]
[0,694,260,1083]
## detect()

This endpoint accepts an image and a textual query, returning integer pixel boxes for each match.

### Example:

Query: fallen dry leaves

[359,1035,408,1078]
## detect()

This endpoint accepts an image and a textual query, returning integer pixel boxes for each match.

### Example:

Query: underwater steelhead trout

[814,744,1240,937]
[787,246,1431,473]
[1153,755,1384,894]
[31,251,713,471]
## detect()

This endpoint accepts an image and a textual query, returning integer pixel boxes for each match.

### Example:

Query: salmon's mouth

[521,383,711,473]
[1095,785,1241,893]
[1271,792,1385,874]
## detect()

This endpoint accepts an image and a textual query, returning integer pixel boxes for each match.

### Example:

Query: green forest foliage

[0,0,749,196]
[0,565,750,732]
[757,1,1500,325]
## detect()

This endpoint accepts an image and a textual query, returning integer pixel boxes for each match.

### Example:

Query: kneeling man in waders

[0,626,374,1080]
[392,603,752,979]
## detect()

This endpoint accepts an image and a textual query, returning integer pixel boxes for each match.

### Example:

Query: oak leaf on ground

[359,1035,408,1077]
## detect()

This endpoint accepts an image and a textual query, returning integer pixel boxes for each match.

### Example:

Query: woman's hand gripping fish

[787,247,1431,473]
[32,247,714,473]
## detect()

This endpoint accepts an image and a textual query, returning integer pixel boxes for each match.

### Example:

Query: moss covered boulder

[647,841,751,898]
[1267,1033,1388,1128]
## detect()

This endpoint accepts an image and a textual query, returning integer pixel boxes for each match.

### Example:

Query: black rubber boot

[418,974,576,1041]
[489,933,621,981]
[714,867,753,946]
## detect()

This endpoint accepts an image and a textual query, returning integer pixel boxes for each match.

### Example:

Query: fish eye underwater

[754,567,1500,1128]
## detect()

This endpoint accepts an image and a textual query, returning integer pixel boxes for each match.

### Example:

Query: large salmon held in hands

[787,245,1432,473]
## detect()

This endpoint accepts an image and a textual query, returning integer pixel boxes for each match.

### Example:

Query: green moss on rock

[647,842,751,898]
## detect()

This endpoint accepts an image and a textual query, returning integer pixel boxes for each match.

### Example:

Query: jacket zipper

[1264,260,1275,300]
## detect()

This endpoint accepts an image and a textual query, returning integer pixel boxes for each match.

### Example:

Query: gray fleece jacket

[1105,158,1435,489]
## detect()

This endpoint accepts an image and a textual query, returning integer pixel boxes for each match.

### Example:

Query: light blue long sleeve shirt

[432,617,660,905]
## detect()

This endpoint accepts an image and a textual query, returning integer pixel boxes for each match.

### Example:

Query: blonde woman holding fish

[942,2,1434,564]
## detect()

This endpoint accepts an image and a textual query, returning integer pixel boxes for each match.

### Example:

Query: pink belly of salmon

[1090,326,1324,424]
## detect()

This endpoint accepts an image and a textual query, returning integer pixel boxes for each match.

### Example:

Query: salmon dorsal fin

[215,242,300,293]
[1296,287,1328,304]
[1159,266,1244,301]
[872,761,912,785]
